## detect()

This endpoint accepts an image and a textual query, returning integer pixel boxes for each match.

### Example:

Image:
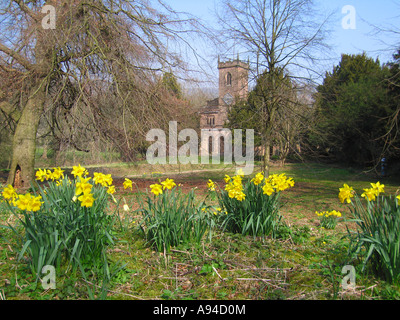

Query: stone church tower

[200,57,249,157]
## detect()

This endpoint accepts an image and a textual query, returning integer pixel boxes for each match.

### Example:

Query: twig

[212,266,227,281]
[236,277,287,289]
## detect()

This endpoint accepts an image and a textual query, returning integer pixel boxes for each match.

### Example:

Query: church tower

[199,57,249,157]
[200,57,249,130]
[218,56,249,107]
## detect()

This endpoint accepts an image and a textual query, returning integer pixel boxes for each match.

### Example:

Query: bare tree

[217,0,330,175]
[0,0,209,187]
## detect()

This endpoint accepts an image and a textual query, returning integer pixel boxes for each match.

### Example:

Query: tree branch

[0,41,33,71]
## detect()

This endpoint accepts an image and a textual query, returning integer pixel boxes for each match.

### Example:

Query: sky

[164,0,400,84]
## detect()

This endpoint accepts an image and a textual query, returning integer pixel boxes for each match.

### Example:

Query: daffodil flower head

[123,178,133,190]
[78,193,95,208]
[2,184,18,200]
[338,184,354,204]
[150,183,163,196]
[207,179,216,191]
[35,169,48,182]
[161,178,176,190]
[71,164,86,178]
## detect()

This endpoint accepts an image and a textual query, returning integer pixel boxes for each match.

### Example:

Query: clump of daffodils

[0,165,131,212]
[219,171,294,201]
[316,210,342,230]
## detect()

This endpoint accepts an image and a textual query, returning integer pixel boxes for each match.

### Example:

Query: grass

[1,161,400,300]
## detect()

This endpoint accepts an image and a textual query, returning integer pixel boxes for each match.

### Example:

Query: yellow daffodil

[2,184,17,200]
[235,192,246,201]
[150,183,163,196]
[123,178,133,190]
[161,178,176,190]
[71,164,86,178]
[397,195,400,205]
[78,193,95,208]
[107,185,116,195]
[93,172,106,186]
[104,174,113,186]
[52,167,64,180]
[338,184,354,204]
[224,175,231,183]
[15,193,42,212]
[35,168,48,182]
[75,177,93,196]
[251,172,264,185]
[262,183,275,196]
[207,179,216,191]
[361,187,378,202]
[29,195,43,212]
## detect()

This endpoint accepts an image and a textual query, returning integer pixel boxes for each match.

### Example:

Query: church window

[226,72,232,86]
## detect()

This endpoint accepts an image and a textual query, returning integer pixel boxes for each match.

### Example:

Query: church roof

[199,98,220,114]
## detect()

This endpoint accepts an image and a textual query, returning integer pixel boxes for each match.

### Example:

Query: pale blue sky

[165,0,400,82]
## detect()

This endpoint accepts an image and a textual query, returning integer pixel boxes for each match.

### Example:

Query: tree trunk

[263,138,271,177]
[7,84,46,189]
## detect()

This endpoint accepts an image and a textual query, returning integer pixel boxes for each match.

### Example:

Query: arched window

[226,72,232,86]
[208,136,213,154]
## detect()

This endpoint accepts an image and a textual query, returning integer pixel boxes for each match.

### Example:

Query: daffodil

[104,174,113,186]
[150,183,163,196]
[397,195,400,205]
[262,183,275,196]
[123,204,130,212]
[251,172,264,185]
[123,178,133,190]
[71,164,86,178]
[235,192,246,201]
[107,185,116,195]
[35,169,48,182]
[371,182,385,195]
[52,167,64,180]
[338,184,354,204]
[361,188,378,201]
[93,172,106,186]
[75,177,93,196]
[29,196,43,212]
[207,179,216,191]
[15,193,33,211]
[161,178,176,190]
[2,184,17,200]
[78,193,95,208]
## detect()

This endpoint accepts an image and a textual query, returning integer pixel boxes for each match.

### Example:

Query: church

[199,56,250,156]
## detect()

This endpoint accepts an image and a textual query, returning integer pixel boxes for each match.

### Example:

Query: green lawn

[1,162,399,300]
